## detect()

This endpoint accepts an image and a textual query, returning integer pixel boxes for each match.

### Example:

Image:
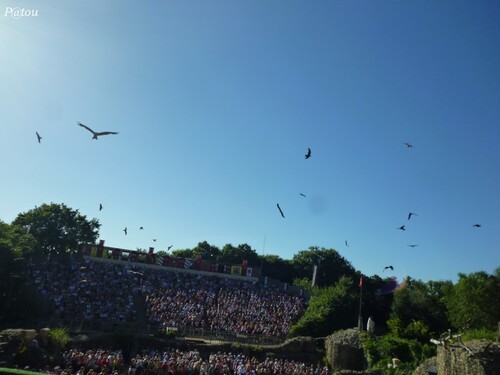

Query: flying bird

[473,224,481,228]
[345,241,349,248]
[276,203,285,218]
[398,225,406,231]
[305,148,311,159]
[127,270,144,276]
[123,227,127,235]
[36,132,42,143]
[300,193,306,197]
[384,265,394,271]
[139,226,144,230]
[99,203,103,211]
[407,244,419,248]
[408,212,417,220]
[77,122,119,140]
[404,142,413,148]
[167,245,173,251]
[153,239,157,242]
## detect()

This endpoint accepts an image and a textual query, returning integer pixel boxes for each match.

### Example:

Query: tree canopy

[12,203,100,256]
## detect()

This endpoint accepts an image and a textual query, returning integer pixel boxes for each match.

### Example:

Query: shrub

[48,328,69,351]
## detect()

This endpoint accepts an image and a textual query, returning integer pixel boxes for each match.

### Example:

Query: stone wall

[437,340,500,375]
[324,329,367,372]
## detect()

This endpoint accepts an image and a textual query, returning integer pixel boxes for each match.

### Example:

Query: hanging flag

[359,276,363,288]
[312,265,318,286]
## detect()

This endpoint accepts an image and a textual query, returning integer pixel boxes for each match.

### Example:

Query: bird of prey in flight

[473,224,481,228]
[405,142,413,148]
[167,245,173,251]
[407,244,419,248]
[77,122,118,140]
[36,132,42,143]
[127,270,144,276]
[408,212,417,220]
[99,203,103,211]
[123,227,128,235]
[398,225,406,231]
[384,265,394,271]
[305,148,311,159]
[300,193,306,197]
[276,203,285,218]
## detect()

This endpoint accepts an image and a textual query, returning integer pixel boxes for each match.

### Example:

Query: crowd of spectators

[30,259,137,322]
[30,257,306,338]
[143,273,305,337]
[21,348,329,375]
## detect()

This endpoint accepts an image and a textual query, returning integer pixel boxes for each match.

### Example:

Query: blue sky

[1,1,499,283]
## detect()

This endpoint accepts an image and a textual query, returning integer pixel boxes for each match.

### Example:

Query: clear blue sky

[1,0,499,283]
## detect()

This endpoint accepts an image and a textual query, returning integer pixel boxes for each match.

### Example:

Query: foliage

[220,243,259,264]
[291,246,356,287]
[260,254,295,283]
[0,221,38,322]
[362,332,435,375]
[461,328,497,342]
[390,278,451,336]
[443,270,500,331]
[293,277,316,294]
[12,203,100,256]
[48,328,69,351]
[290,276,357,337]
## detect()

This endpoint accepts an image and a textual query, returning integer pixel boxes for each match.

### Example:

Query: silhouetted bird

[300,193,306,197]
[473,224,481,228]
[345,241,349,248]
[36,132,42,143]
[139,227,144,230]
[99,203,103,211]
[277,203,285,218]
[384,265,394,271]
[153,239,157,242]
[398,225,406,231]
[407,244,419,248]
[405,142,413,148]
[127,270,143,276]
[167,245,173,251]
[123,227,127,235]
[305,148,311,159]
[78,122,118,140]
[408,212,417,220]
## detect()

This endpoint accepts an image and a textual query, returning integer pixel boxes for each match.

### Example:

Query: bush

[48,328,69,351]
[462,328,496,341]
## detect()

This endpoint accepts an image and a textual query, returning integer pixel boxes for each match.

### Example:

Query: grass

[0,368,47,375]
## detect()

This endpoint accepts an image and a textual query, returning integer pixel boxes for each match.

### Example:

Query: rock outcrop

[325,328,367,372]
[436,339,500,375]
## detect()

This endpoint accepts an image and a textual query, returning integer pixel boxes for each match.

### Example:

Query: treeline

[1,203,499,360]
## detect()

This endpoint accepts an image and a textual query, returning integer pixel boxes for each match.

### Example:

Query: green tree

[290,276,358,337]
[0,221,38,322]
[12,203,100,256]
[192,241,221,260]
[390,278,451,336]
[444,270,500,331]
[260,254,295,282]
[220,243,259,264]
[291,246,356,287]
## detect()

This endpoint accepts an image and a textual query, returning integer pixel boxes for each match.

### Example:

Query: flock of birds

[34,125,484,274]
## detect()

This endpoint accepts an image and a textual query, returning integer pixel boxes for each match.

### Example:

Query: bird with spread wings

[78,122,119,140]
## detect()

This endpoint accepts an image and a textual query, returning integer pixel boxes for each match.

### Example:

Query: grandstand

[27,243,308,346]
